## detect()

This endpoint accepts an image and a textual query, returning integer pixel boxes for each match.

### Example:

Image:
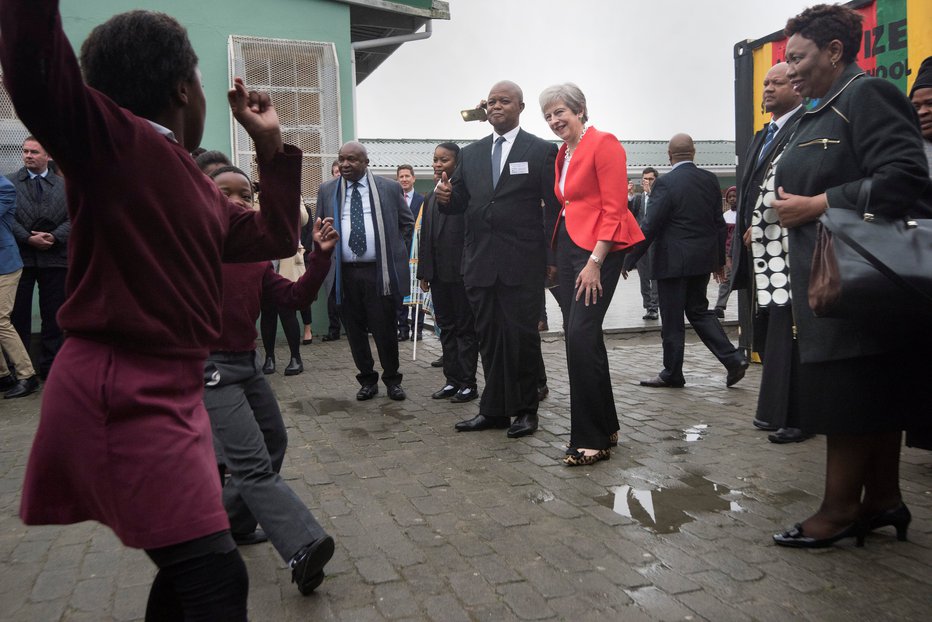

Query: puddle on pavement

[682,424,708,442]
[595,473,744,534]
[380,404,414,421]
[316,398,353,416]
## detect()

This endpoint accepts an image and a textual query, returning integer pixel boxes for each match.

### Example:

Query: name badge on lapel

[509,162,529,175]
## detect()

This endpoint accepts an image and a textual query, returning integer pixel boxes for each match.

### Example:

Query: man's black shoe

[507,413,538,438]
[4,376,39,399]
[430,356,444,368]
[537,385,549,402]
[356,384,378,400]
[387,384,406,401]
[262,355,275,375]
[397,328,409,342]
[642,310,659,320]
[450,386,478,403]
[768,428,814,444]
[291,535,335,596]
[640,375,685,388]
[432,384,458,399]
[726,358,749,387]
[321,333,340,342]
[455,414,510,432]
[233,529,269,546]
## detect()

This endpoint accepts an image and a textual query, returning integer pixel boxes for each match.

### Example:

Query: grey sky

[356,0,825,141]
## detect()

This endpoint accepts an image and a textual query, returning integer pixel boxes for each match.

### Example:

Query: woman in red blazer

[540,83,644,466]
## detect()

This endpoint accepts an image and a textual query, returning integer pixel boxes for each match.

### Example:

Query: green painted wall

[60,0,356,153]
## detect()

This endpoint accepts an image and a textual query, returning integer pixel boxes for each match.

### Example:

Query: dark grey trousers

[204,351,328,562]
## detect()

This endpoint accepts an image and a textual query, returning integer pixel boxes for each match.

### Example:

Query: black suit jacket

[417,191,465,283]
[730,107,805,290]
[440,129,559,288]
[624,162,725,279]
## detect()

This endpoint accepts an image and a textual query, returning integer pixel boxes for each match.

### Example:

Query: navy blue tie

[34,176,43,201]
[348,182,367,257]
[491,136,505,188]
[758,122,778,163]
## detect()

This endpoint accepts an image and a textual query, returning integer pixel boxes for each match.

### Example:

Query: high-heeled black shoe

[773,521,866,548]
[864,503,911,542]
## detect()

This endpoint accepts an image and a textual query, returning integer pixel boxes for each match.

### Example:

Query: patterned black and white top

[750,152,791,308]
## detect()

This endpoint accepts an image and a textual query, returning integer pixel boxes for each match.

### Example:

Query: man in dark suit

[628,167,659,320]
[729,62,807,443]
[396,164,425,341]
[10,136,69,379]
[623,134,747,388]
[316,141,414,401]
[436,80,559,438]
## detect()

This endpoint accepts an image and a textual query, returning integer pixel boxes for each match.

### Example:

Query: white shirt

[145,119,178,143]
[491,125,521,176]
[773,104,803,134]
[340,176,377,263]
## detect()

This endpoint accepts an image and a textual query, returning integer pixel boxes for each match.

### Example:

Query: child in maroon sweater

[0,2,301,619]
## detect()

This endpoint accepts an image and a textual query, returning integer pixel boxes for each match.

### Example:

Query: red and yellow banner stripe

[749,0,931,131]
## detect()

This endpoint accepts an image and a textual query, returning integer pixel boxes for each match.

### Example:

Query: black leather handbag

[809,179,932,319]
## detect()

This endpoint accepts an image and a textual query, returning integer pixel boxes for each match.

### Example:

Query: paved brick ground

[1,328,930,621]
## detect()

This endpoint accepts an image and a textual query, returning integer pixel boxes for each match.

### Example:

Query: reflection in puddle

[595,474,744,534]
[683,424,708,442]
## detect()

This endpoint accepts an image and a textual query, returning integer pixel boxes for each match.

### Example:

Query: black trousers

[466,279,541,420]
[656,274,742,385]
[431,278,478,388]
[11,266,65,377]
[754,305,801,429]
[556,223,622,449]
[339,263,402,387]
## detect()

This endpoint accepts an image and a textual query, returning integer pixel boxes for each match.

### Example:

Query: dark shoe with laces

[291,535,335,595]
[642,309,659,320]
[455,414,509,432]
[640,375,684,388]
[387,384,406,401]
[507,413,538,438]
[4,376,39,399]
[262,355,275,375]
[321,333,340,342]
[356,384,378,401]
[430,356,444,368]
[284,356,304,376]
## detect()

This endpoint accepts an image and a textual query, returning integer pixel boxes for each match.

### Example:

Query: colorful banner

[748,0,931,132]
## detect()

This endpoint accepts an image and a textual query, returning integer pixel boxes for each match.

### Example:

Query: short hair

[208,165,251,184]
[331,159,340,169]
[195,150,232,173]
[538,83,588,124]
[642,167,658,178]
[80,10,199,120]
[435,142,461,162]
[784,4,862,65]
[396,164,414,176]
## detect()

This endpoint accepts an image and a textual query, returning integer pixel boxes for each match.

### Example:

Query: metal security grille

[0,68,30,177]
[228,35,341,217]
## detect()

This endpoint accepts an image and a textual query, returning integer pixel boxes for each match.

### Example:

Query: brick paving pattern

[1,321,930,621]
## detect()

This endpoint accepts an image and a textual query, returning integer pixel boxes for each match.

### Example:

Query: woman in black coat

[769,4,932,548]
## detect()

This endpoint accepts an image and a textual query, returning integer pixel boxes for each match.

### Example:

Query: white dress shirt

[491,125,521,177]
[341,176,377,263]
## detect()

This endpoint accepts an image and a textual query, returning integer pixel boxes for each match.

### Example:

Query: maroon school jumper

[213,253,332,352]
[2,1,301,549]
